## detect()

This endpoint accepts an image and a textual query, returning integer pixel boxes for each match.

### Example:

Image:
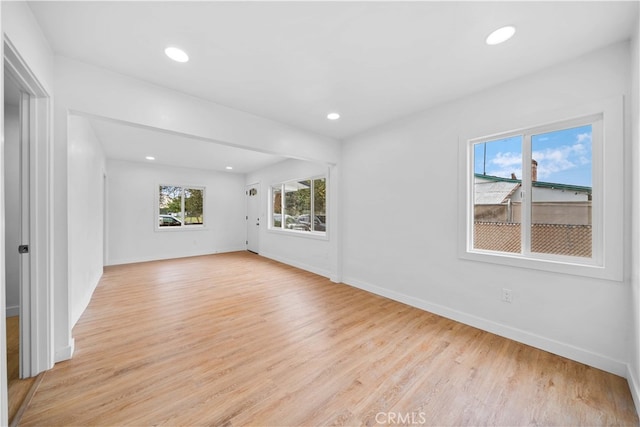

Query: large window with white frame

[471,117,598,259]
[158,185,204,229]
[270,177,326,235]
[459,97,623,281]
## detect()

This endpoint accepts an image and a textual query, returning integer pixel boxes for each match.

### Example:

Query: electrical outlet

[501,288,513,303]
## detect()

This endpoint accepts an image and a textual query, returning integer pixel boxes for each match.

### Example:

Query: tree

[185,189,203,223]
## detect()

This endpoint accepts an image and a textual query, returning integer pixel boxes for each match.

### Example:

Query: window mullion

[310,179,315,232]
[181,187,185,227]
[281,184,285,229]
[522,134,532,255]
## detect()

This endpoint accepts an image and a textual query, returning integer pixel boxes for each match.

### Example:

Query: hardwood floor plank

[6,316,38,426]
[18,252,639,426]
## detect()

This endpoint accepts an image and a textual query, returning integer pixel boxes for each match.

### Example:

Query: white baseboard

[106,247,246,266]
[259,251,333,279]
[627,364,640,418]
[343,275,628,377]
[5,305,19,317]
[54,338,74,363]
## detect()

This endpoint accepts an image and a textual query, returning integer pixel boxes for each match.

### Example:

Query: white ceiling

[86,116,287,174]
[26,1,639,172]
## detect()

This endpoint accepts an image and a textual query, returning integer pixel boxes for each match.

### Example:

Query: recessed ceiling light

[327,112,340,120]
[165,46,189,63]
[225,166,233,170]
[145,156,155,160]
[486,26,516,45]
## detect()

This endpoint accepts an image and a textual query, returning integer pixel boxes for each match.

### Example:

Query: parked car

[297,214,326,232]
[159,215,182,227]
[273,214,309,230]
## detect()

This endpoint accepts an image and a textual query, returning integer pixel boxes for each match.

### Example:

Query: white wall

[3,2,54,94]
[629,11,640,413]
[3,104,18,317]
[106,159,246,265]
[342,41,632,376]
[246,159,336,278]
[67,114,106,327]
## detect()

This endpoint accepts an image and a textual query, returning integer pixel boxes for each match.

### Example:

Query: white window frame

[157,184,206,231]
[458,97,623,281]
[268,175,328,239]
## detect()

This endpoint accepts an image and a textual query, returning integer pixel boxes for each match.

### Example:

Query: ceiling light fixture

[145,156,155,160]
[165,46,189,63]
[486,26,516,45]
[327,112,340,120]
[225,166,233,170]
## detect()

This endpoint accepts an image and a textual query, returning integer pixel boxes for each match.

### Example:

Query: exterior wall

[342,41,631,375]
[475,202,591,225]
[67,115,106,327]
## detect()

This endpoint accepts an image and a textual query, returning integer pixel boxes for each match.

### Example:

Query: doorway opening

[3,38,53,425]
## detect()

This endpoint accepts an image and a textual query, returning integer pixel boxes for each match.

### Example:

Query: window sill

[460,249,621,282]
[267,228,329,241]
[156,225,206,232]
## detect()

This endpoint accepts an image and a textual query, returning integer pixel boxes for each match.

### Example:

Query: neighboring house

[474,173,592,225]
[474,171,592,257]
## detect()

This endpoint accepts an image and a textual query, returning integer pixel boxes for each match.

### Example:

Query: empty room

[2,1,640,426]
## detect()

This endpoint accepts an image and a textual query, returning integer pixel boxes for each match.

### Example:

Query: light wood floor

[19,252,639,426]
[6,316,38,426]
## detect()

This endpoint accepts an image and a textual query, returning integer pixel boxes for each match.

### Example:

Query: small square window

[158,185,205,229]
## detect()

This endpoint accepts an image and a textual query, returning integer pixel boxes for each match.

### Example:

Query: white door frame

[4,37,53,379]
[246,183,260,254]
[0,5,7,422]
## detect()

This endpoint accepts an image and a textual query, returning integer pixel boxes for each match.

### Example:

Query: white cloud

[486,152,522,178]
[491,152,521,167]
[533,140,590,179]
[483,131,591,182]
[576,132,591,144]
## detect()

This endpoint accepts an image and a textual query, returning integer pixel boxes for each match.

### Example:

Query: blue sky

[474,124,592,187]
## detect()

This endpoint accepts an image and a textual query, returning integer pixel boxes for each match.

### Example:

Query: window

[472,121,594,258]
[460,97,623,281]
[270,177,326,234]
[158,185,204,228]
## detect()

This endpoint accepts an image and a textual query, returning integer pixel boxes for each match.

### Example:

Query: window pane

[272,186,282,228]
[159,186,183,227]
[530,125,592,257]
[184,188,203,226]
[313,178,326,232]
[473,136,522,253]
[283,180,311,231]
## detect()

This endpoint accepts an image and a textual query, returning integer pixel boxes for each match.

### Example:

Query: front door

[246,184,260,253]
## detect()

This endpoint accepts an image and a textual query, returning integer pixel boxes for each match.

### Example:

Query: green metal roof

[474,173,592,194]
